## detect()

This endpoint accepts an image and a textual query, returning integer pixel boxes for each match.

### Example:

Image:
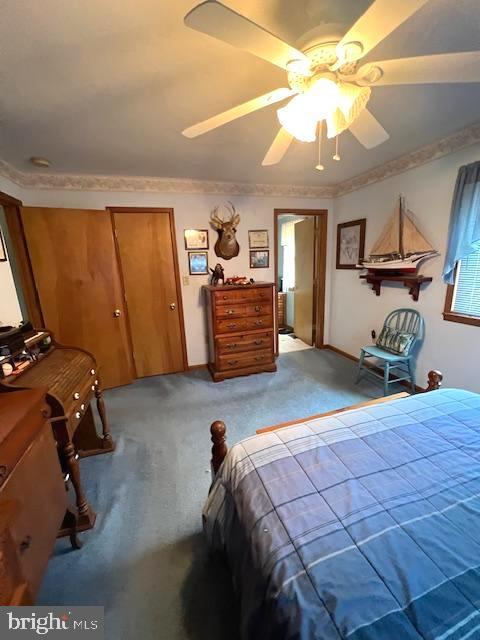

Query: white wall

[19,188,332,365]
[0,205,23,326]
[330,143,480,392]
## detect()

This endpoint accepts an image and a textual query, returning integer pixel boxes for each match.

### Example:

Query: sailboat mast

[399,196,405,258]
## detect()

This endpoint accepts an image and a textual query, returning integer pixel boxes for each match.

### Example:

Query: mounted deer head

[210,202,240,260]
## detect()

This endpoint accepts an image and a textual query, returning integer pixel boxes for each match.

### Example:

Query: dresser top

[203,282,274,292]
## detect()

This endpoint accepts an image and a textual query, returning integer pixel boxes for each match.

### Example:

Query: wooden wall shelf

[360,273,432,301]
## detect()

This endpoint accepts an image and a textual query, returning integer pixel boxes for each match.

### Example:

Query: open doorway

[274,209,327,355]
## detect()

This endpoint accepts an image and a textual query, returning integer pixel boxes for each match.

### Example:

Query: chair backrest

[383,308,424,350]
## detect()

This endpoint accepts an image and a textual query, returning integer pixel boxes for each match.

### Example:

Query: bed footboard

[209,369,443,476]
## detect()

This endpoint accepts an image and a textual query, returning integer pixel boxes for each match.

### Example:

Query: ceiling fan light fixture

[277,94,318,142]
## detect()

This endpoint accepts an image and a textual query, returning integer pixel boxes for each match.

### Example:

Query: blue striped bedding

[203,389,480,639]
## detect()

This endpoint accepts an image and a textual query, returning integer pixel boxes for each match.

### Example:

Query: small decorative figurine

[210,263,225,286]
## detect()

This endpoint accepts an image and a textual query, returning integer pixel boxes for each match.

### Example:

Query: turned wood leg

[64,443,89,517]
[95,383,114,449]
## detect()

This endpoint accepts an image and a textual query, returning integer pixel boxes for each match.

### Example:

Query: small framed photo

[250,250,269,269]
[188,251,209,275]
[248,230,269,249]
[336,219,366,269]
[184,229,209,250]
[0,230,6,262]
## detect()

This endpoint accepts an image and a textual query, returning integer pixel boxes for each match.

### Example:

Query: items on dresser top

[0,389,68,605]
[203,282,276,382]
[0,328,115,541]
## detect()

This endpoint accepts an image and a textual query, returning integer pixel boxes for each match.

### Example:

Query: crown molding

[0,159,334,199]
[1,121,479,200]
[334,121,480,197]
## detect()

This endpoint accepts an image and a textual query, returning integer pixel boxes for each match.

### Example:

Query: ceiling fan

[182,0,480,171]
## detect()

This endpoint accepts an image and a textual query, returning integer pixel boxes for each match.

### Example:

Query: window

[444,248,480,326]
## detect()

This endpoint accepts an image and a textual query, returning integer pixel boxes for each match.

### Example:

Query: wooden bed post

[210,420,228,477]
[426,370,443,392]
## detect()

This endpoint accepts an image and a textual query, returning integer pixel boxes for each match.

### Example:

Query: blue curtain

[443,160,480,284]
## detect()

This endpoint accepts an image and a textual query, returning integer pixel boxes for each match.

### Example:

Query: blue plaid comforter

[203,389,480,639]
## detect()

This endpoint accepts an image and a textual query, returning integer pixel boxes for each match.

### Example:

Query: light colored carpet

[38,349,385,639]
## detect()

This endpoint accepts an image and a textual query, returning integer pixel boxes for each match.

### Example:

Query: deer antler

[210,206,224,229]
[225,201,240,226]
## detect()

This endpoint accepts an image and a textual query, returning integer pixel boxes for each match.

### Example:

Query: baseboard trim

[187,363,208,371]
[323,344,425,393]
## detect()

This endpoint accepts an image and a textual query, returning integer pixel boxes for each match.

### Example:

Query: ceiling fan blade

[348,109,389,149]
[262,128,294,166]
[356,51,480,86]
[184,1,310,71]
[182,88,295,138]
[337,0,429,63]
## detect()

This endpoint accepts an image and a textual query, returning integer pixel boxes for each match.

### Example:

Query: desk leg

[63,442,96,532]
[95,382,114,451]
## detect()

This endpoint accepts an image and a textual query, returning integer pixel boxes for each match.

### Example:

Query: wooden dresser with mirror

[203,282,276,382]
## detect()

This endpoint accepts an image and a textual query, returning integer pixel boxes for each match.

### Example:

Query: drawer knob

[75,411,81,419]
[73,392,80,400]
[227,360,239,366]
[227,323,236,329]
[255,305,261,312]
[91,385,96,391]
[222,295,228,300]
[20,535,32,554]
[255,356,265,361]
[227,343,237,349]
[0,464,8,483]
[80,403,86,411]
[91,368,96,375]
[254,340,263,345]
[227,309,235,315]
[255,320,263,326]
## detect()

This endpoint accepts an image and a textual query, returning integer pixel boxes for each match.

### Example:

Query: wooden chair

[356,308,424,395]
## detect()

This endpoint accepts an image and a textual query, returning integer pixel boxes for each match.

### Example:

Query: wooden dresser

[0,389,67,604]
[277,292,287,329]
[203,283,276,382]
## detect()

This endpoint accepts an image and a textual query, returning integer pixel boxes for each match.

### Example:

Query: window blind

[452,249,480,317]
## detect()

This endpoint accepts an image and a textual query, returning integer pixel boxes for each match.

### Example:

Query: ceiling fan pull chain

[315,121,325,172]
[333,135,341,162]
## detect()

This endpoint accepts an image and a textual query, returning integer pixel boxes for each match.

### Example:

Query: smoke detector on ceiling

[30,156,51,168]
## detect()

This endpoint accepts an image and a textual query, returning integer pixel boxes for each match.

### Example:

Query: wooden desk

[0,330,115,540]
[0,389,67,604]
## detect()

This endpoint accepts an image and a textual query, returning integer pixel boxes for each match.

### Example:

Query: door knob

[170,303,176,310]
[114,309,121,317]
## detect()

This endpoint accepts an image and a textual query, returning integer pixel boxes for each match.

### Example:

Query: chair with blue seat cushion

[356,308,424,395]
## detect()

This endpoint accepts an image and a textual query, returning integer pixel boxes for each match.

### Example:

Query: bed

[203,371,480,639]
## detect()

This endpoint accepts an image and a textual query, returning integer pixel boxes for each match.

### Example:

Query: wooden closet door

[21,207,134,388]
[112,209,187,377]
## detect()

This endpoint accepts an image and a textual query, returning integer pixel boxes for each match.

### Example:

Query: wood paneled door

[111,208,187,377]
[21,208,134,388]
[294,217,315,345]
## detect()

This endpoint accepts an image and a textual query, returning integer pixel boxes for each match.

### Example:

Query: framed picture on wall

[188,251,209,275]
[336,219,366,269]
[0,229,6,262]
[184,229,209,250]
[248,230,269,249]
[250,250,269,268]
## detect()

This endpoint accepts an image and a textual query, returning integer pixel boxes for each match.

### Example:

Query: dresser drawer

[214,287,272,306]
[218,349,274,372]
[245,302,271,317]
[245,315,273,331]
[215,318,249,334]
[217,331,273,355]
[215,304,246,319]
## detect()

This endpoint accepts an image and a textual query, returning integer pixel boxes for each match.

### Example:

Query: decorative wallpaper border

[1,121,480,199]
[335,121,480,197]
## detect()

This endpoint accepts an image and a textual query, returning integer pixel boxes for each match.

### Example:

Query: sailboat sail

[360,196,438,272]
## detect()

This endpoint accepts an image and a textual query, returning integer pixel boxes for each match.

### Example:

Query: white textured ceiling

[1,0,480,186]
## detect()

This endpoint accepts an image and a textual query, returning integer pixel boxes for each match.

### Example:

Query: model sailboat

[359,196,438,274]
